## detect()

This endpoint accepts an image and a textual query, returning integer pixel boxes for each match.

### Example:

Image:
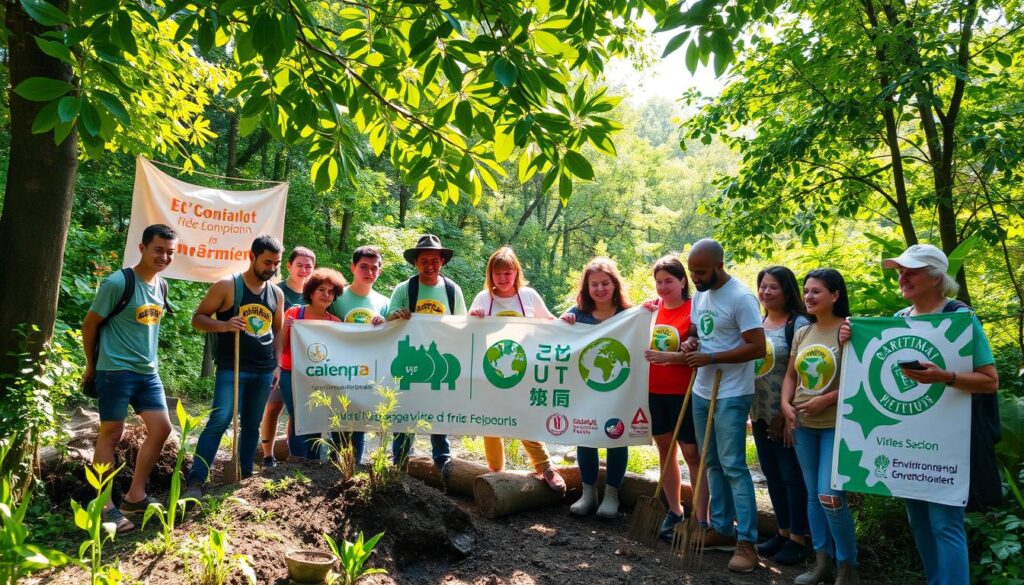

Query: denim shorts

[96,370,167,421]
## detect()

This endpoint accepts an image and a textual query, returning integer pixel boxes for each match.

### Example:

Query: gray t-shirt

[691,277,764,399]
[90,269,166,374]
[751,314,810,422]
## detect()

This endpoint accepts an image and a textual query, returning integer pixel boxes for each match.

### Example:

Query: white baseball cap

[882,244,948,271]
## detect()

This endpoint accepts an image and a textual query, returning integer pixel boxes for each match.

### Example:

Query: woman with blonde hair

[561,257,631,517]
[470,247,566,493]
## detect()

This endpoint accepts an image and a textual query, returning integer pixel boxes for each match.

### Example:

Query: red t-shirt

[280,305,340,371]
[649,299,694,395]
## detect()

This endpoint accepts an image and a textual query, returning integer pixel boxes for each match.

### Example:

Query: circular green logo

[868,334,947,416]
[483,340,527,389]
[699,313,715,336]
[578,338,631,392]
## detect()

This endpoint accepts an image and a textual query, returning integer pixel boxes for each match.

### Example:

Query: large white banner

[832,312,974,506]
[290,309,656,447]
[123,157,288,282]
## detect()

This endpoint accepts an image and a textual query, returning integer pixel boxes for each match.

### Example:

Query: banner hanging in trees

[832,313,974,506]
[123,157,288,282]
[290,309,655,447]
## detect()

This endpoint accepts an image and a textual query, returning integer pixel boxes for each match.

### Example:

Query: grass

[259,471,311,498]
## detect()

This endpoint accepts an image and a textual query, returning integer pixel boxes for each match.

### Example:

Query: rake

[671,368,722,566]
[222,331,242,484]
[627,370,697,546]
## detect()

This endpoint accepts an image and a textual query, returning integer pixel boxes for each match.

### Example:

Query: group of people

[84,224,997,585]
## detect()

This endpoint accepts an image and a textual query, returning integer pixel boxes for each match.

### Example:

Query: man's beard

[695,270,719,292]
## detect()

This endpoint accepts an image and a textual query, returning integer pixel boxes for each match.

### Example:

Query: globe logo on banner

[578,338,630,392]
[483,340,528,389]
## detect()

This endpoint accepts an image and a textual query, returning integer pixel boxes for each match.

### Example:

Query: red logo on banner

[546,414,568,436]
[632,408,649,425]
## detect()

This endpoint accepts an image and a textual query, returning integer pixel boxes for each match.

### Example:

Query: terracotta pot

[285,549,334,584]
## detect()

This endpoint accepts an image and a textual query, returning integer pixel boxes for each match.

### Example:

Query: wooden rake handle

[689,369,723,515]
[231,331,240,466]
[650,370,698,497]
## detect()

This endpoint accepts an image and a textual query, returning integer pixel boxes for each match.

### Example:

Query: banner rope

[144,157,287,186]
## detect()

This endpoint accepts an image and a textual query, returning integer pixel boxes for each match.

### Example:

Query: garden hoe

[672,368,722,567]
[628,370,697,546]
[222,331,242,484]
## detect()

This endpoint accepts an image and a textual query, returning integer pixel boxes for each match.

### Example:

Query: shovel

[672,368,722,566]
[222,331,242,484]
[627,369,697,546]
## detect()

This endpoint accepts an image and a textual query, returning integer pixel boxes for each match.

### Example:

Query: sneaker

[183,482,204,501]
[262,456,277,468]
[757,533,788,556]
[119,495,159,514]
[699,527,737,551]
[102,507,135,534]
[658,511,685,542]
[728,540,758,573]
[537,468,567,494]
[773,538,810,566]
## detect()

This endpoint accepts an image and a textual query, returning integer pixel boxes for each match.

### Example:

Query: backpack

[83,268,171,398]
[406,275,456,314]
[938,299,1003,511]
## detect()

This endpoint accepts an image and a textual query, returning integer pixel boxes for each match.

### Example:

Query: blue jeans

[905,498,967,585]
[331,432,365,465]
[793,426,857,564]
[577,447,628,488]
[692,393,758,543]
[752,418,809,536]
[96,370,167,421]
[189,369,273,484]
[393,433,450,469]
[278,370,323,459]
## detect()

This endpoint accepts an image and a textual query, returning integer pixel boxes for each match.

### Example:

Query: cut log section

[406,456,492,495]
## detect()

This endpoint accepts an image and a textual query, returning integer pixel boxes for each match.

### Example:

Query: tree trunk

[225,115,239,178]
[398,184,411,226]
[271,146,285,181]
[338,209,353,253]
[0,0,78,384]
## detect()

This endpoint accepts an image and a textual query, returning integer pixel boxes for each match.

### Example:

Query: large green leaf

[20,0,70,26]
[14,77,73,102]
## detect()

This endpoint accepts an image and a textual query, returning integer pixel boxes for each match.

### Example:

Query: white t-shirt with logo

[691,276,764,399]
[469,287,551,318]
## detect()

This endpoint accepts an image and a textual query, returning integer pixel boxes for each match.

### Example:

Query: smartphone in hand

[898,359,927,371]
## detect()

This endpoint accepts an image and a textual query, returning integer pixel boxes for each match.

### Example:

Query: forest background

[2,0,1024,580]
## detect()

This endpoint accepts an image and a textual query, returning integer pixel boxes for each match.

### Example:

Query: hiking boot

[658,510,684,542]
[835,561,860,585]
[119,495,159,514]
[596,485,620,518]
[728,540,758,573]
[757,533,788,556]
[773,538,810,566]
[262,456,277,468]
[795,550,834,585]
[700,527,737,551]
[570,484,596,516]
[102,507,135,534]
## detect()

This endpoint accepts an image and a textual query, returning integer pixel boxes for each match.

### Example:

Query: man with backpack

[82,223,178,533]
[186,235,285,496]
[387,234,466,474]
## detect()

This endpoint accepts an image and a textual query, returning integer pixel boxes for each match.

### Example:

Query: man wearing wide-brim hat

[388,234,467,475]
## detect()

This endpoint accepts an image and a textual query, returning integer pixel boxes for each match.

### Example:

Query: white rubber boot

[596,485,620,518]
[570,483,597,516]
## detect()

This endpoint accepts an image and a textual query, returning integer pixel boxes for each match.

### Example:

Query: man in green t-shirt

[82,224,178,533]
[388,235,466,474]
[325,245,390,465]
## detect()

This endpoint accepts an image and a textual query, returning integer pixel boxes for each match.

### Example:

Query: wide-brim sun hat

[882,244,949,272]
[403,234,454,265]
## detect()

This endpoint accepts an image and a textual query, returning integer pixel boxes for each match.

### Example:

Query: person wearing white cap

[843,243,1000,585]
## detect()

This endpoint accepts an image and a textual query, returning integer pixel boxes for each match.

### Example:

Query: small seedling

[323,531,387,585]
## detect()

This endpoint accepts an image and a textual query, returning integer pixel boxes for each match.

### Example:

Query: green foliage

[0,440,73,584]
[850,493,919,581]
[323,531,386,585]
[968,466,1024,585]
[312,393,358,480]
[998,394,1024,471]
[183,527,256,585]
[259,471,311,499]
[70,462,125,585]
[140,400,203,553]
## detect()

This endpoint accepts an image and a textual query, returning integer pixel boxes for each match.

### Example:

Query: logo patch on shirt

[651,325,680,352]
[415,299,446,315]
[135,304,163,326]
[495,310,523,317]
[240,303,274,345]
[345,308,376,323]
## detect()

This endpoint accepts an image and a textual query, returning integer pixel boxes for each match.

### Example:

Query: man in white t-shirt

[682,239,766,573]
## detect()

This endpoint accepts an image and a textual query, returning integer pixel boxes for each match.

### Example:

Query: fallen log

[406,456,491,495]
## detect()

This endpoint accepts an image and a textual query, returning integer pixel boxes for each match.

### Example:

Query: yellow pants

[483,437,551,473]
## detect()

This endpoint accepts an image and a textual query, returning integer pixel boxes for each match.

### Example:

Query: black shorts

[649,393,697,444]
